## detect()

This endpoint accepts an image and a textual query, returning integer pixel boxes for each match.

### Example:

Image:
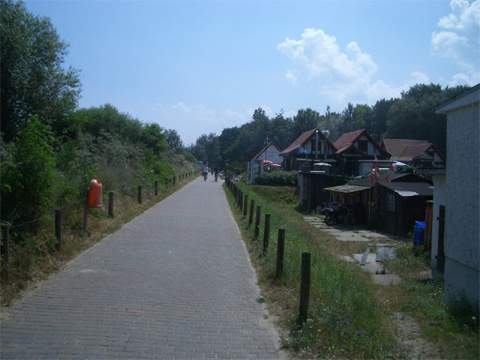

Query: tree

[1,117,56,228]
[0,0,80,141]
[386,84,467,153]
[164,129,184,152]
[293,108,320,137]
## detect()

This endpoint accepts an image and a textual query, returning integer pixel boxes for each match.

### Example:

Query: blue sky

[26,0,480,144]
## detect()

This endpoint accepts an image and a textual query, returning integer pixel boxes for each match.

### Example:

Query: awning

[324,185,371,193]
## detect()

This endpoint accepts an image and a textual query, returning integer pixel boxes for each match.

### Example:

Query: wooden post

[248,199,255,227]
[55,209,62,250]
[239,191,243,211]
[254,205,261,240]
[276,228,285,278]
[263,214,271,256]
[298,252,311,324]
[154,180,159,196]
[137,186,143,204]
[243,194,248,217]
[1,224,10,281]
[108,191,114,218]
[82,189,88,232]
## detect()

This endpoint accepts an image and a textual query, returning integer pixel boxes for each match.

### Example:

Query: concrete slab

[372,274,402,286]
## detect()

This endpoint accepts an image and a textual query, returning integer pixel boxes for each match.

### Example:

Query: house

[333,129,390,176]
[325,172,433,236]
[383,138,445,170]
[434,84,479,312]
[246,143,282,184]
[279,128,337,171]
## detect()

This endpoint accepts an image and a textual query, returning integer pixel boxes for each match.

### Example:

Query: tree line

[0,0,194,233]
[191,84,467,171]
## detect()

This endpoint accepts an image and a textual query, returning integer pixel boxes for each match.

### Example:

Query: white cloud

[432,0,480,85]
[285,70,298,84]
[277,28,425,105]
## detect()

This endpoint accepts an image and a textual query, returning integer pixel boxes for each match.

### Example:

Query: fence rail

[0,170,199,283]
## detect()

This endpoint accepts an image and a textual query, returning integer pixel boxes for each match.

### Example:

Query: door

[437,205,445,274]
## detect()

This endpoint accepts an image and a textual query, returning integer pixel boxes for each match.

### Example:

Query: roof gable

[279,129,335,156]
[333,129,366,150]
[251,143,280,161]
[334,128,388,157]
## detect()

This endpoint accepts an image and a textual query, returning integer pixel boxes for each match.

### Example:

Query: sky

[25,0,480,145]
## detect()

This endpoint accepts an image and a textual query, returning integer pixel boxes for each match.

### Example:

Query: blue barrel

[413,221,425,246]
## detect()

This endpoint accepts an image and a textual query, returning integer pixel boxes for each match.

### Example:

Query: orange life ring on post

[87,179,103,208]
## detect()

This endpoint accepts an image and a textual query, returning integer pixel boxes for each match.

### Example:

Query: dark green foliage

[386,84,468,154]
[1,117,57,228]
[0,0,80,142]
[255,171,297,186]
[192,84,469,171]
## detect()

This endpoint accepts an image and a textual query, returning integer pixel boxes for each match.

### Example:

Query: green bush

[256,170,297,186]
[2,117,57,230]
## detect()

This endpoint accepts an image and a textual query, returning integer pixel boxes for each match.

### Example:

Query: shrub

[256,170,297,186]
[2,117,57,230]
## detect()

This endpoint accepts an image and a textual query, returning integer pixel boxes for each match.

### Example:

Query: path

[0,178,281,359]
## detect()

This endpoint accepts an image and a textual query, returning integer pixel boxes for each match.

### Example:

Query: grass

[225,182,397,359]
[385,245,479,359]
[227,182,479,359]
[0,175,197,306]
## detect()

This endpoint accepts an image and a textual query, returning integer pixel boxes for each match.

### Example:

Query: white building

[246,144,282,184]
[434,84,479,312]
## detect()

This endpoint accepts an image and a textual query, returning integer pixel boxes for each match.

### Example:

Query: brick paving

[0,179,281,359]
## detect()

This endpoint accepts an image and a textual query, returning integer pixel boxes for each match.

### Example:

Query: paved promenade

[0,178,280,359]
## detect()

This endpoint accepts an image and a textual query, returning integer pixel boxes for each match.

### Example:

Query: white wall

[444,103,479,310]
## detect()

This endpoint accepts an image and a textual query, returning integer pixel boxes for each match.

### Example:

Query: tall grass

[225,182,397,358]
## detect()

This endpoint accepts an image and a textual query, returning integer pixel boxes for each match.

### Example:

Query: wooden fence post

[1,224,10,281]
[298,252,311,324]
[154,180,159,196]
[262,214,271,256]
[249,199,255,227]
[137,186,143,204]
[108,191,114,218]
[82,189,88,232]
[55,209,62,250]
[243,194,248,217]
[276,228,285,278]
[254,205,261,240]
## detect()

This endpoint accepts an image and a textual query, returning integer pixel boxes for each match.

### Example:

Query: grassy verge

[1,175,197,306]
[224,182,397,359]
[226,182,479,359]
[384,246,479,359]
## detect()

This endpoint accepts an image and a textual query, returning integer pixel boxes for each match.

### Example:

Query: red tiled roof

[333,129,366,151]
[279,129,317,156]
[383,139,433,161]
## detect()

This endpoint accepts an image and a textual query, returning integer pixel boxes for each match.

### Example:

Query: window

[357,140,368,153]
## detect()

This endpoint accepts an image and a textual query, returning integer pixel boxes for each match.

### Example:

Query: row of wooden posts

[225,177,310,325]
[0,171,197,282]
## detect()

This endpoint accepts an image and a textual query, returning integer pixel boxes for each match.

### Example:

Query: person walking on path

[202,163,209,181]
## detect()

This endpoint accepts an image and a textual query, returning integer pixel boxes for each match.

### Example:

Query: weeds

[225,182,397,359]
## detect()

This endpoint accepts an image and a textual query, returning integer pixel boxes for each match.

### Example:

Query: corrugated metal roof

[324,184,371,193]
